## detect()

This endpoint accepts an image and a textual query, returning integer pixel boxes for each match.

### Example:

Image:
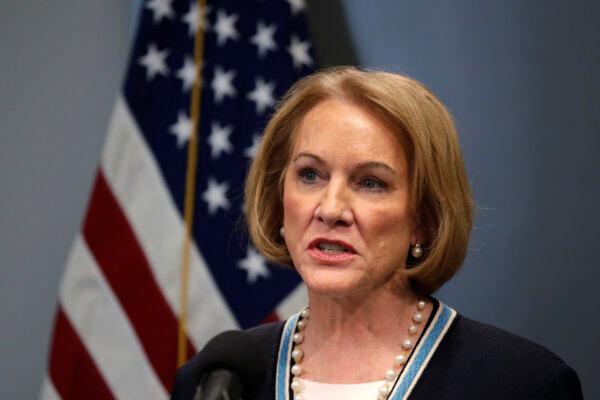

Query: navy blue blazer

[171,313,583,399]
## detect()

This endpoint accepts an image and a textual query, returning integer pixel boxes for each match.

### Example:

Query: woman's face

[282,98,418,299]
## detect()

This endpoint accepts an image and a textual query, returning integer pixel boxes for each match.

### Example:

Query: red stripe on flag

[49,307,114,399]
[83,171,196,391]
[262,311,280,324]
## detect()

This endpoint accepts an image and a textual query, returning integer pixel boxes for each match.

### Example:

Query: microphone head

[194,330,267,397]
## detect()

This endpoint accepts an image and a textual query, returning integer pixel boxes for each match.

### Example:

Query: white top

[297,379,386,400]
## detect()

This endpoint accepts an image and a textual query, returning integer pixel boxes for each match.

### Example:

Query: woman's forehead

[289,99,408,170]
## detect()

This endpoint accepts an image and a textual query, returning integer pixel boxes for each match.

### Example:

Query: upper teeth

[318,242,348,251]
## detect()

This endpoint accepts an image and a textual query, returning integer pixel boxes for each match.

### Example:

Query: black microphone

[192,330,266,400]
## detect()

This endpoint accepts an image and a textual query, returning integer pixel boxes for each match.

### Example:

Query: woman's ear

[410,224,426,247]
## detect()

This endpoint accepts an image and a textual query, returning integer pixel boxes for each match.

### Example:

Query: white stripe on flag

[275,283,308,319]
[39,375,60,400]
[60,234,168,400]
[101,96,238,349]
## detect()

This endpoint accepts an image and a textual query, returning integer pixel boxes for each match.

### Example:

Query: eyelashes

[299,168,319,184]
[361,177,386,191]
[296,168,388,192]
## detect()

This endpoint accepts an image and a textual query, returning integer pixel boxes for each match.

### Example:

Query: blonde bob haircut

[244,66,474,294]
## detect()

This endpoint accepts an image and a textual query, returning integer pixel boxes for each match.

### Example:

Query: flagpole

[178,0,207,368]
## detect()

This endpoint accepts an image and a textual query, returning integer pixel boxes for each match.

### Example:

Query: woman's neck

[299,283,432,383]
[307,286,418,337]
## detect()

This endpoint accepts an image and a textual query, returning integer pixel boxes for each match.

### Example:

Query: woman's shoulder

[245,320,286,341]
[449,315,565,366]
[412,313,583,399]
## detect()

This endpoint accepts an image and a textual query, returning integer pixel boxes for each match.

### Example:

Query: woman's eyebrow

[292,152,325,163]
[355,161,398,176]
[292,153,398,176]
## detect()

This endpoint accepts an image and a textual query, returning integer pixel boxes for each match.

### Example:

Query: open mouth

[317,242,351,254]
[309,238,357,255]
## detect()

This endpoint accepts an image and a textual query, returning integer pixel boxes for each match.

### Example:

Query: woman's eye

[299,169,319,184]
[361,177,385,191]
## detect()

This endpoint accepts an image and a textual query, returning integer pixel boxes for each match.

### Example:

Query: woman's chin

[301,270,367,299]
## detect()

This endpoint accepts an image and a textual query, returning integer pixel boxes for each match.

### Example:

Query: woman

[172,67,583,400]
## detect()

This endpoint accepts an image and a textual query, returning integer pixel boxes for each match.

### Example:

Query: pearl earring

[411,243,423,259]
[279,227,285,237]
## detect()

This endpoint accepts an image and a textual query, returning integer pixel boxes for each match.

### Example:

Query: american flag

[41,0,315,398]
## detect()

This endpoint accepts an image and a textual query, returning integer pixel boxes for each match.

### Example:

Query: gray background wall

[1,1,598,398]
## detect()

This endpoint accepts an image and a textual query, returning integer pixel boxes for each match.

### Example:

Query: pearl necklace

[289,300,427,400]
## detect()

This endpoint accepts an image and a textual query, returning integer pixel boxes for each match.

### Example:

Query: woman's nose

[313,182,354,227]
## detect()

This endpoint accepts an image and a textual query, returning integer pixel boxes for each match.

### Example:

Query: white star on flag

[146,0,174,23]
[169,111,193,148]
[247,77,276,114]
[288,35,313,69]
[250,21,278,58]
[238,246,271,284]
[244,134,262,158]
[286,0,307,15]
[183,2,211,36]
[202,177,230,215]
[138,43,170,80]
[177,57,198,91]
[208,122,234,158]
[211,66,237,103]
[214,10,240,46]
